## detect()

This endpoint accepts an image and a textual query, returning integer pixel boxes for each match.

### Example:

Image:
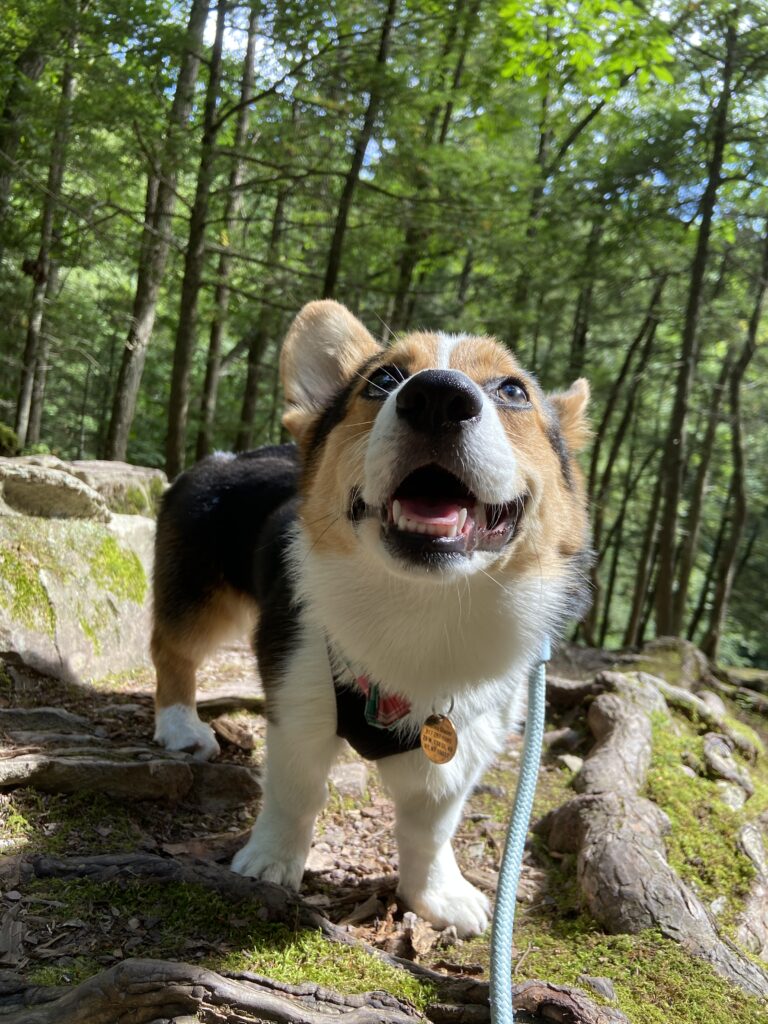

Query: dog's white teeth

[392,499,402,523]
[448,525,458,538]
[394,514,459,539]
[457,507,468,531]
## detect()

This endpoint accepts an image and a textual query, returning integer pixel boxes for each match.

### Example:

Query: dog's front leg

[379,750,490,938]
[232,635,342,888]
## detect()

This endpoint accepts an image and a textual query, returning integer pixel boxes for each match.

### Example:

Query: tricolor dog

[152,300,590,937]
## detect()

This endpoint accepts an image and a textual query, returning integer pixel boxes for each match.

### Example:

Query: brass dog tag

[420,715,458,764]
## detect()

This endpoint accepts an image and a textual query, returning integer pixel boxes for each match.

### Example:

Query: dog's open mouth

[379,464,526,559]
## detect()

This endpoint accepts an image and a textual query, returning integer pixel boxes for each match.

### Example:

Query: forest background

[0,0,766,666]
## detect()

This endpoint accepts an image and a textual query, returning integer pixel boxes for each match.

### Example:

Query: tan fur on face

[281,303,590,575]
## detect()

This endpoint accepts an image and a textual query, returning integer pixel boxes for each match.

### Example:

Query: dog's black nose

[396,370,483,433]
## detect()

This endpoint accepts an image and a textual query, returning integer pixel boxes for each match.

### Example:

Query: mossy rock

[0,513,154,682]
[0,422,19,456]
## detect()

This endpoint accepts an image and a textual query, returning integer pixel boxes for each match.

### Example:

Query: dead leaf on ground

[210,716,257,751]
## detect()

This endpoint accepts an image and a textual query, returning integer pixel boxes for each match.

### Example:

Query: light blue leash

[489,635,551,1024]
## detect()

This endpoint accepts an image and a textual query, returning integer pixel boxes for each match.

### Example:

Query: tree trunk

[568,217,604,381]
[700,219,768,657]
[654,21,736,634]
[586,275,666,501]
[582,309,660,644]
[234,188,287,452]
[0,42,48,253]
[623,472,663,647]
[165,0,229,479]
[15,45,76,448]
[195,0,260,462]
[389,0,479,330]
[598,446,655,646]
[104,0,209,462]
[671,356,731,631]
[322,0,397,299]
[687,484,732,643]
[26,262,60,445]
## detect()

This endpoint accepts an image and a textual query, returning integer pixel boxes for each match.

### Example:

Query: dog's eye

[496,379,529,406]
[363,365,405,399]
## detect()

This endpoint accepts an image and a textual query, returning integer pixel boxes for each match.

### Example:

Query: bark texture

[104,0,209,461]
[322,0,397,298]
[196,0,261,460]
[655,22,735,634]
[165,0,229,479]
[541,670,768,1000]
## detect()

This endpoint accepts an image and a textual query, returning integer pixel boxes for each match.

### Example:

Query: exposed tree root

[539,671,768,1000]
[0,957,421,1024]
[17,853,628,1023]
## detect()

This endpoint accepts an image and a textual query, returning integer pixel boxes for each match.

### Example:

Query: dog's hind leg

[152,626,220,761]
[153,587,256,761]
[231,627,342,887]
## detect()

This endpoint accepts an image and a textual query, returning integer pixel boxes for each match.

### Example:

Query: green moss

[89,536,147,604]
[220,930,431,1007]
[0,548,56,637]
[27,958,101,987]
[112,485,150,515]
[149,475,166,503]
[452,914,768,1023]
[4,791,139,855]
[645,712,761,923]
[724,715,764,754]
[25,877,432,1009]
[511,919,768,1024]
[79,614,103,655]
[0,421,18,456]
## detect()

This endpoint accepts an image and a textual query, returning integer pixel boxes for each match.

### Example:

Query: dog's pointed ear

[280,300,382,440]
[549,378,591,452]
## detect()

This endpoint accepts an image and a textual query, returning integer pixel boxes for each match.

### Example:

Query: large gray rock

[0,463,109,520]
[0,457,167,516]
[0,512,155,682]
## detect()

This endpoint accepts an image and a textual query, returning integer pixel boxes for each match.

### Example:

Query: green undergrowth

[645,711,767,924]
[25,877,432,1009]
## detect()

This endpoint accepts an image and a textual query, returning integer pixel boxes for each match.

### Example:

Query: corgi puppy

[152,300,590,937]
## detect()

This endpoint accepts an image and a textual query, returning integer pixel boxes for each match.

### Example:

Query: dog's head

[281,301,590,598]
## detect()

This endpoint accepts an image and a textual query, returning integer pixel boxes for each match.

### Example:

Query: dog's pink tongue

[398,497,463,526]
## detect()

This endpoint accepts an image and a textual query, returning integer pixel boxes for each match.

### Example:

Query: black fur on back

[153,445,300,630]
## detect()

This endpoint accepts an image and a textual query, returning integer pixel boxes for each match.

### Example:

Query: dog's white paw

[154,704,220,761]
[231,827,306,889]
[403,877,490,937]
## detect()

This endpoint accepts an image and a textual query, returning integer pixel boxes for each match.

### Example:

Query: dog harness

[333,676,422,760]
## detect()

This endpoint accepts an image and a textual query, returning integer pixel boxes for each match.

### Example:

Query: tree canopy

[1,0,767,664]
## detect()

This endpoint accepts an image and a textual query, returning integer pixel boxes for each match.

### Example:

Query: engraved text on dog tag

[420,714,458,764]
